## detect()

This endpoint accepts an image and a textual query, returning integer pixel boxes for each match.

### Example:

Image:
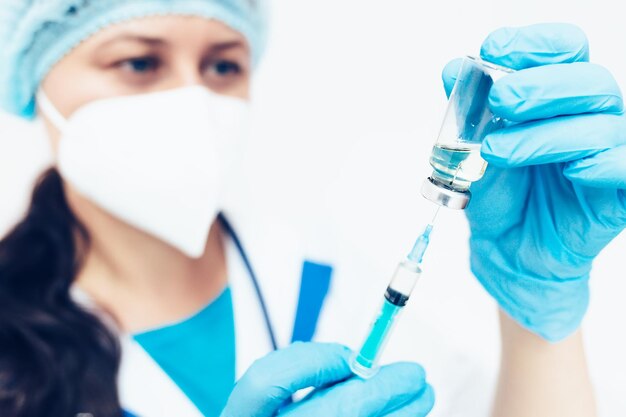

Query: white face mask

[37,86,250,258]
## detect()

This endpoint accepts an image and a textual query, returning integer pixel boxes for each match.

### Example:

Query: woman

[1,1,624,416]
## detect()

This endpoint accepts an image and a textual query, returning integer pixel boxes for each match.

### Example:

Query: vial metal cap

[421,177,470,210]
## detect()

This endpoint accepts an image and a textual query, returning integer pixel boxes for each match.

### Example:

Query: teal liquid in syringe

[350,216,436,379]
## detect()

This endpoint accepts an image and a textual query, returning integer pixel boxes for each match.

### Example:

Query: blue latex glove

[442,23,626,341]
[220,342,435,417]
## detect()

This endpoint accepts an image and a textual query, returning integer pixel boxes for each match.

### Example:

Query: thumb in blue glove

[441,23,626,341]
[220,342,435,417]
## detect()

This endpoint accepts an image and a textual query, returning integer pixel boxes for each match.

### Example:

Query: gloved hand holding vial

[351,56,512,378]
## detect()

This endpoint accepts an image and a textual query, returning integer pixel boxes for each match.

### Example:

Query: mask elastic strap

[36,90,69,131]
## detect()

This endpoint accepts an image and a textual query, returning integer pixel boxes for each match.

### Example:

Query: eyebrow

[98,35,166,48]
[209,41,246,53]
[98,35,246,52]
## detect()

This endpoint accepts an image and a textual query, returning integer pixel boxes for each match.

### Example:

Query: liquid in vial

[429,143,487,191]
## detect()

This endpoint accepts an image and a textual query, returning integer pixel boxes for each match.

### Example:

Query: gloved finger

[480,23,589,70]
[381,384,435,417]
[465,166,529,237]
[481,113,626,167]
[284,362,430,417]
[564,145,626,189]
[442,58,463,98]
[222,342,352,417]
[490,63,623,122]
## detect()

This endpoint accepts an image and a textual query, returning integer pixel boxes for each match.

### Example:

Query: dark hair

[0,168,123,417]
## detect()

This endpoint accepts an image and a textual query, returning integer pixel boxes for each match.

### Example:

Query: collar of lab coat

[116,211,306,417]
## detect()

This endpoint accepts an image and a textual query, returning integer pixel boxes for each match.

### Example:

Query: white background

[1,0,625,415]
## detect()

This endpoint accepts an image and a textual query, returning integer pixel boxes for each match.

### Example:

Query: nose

[165,57,208,89]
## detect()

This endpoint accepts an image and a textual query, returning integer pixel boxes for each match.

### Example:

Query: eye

[209,59,242,77]
[118,56,161,73]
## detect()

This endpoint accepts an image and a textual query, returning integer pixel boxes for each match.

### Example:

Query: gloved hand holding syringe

[351,56,513,378]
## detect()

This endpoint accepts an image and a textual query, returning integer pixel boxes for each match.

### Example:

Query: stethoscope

[217,212,279,351]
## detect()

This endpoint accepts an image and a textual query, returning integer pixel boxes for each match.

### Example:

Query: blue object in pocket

[291,261,333,343]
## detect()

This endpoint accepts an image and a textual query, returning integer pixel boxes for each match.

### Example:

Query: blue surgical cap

[0,0,268,119]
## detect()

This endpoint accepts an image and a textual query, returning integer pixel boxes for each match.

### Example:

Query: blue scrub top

[133,288,235,417]
[127,259,334,417]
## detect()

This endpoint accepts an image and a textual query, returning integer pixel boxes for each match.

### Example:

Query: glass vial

[421,56,513,209]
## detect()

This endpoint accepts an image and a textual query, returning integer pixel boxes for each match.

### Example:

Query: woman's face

[41,15,252,146]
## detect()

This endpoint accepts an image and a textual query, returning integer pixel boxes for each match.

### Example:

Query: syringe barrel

[351,297,403,378]
[350,260,422,378]
[387,259,422,303]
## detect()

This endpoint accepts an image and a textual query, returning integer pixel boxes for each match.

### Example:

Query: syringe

[350,220,436,378]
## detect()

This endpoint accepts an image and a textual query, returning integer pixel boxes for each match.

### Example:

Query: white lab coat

[109,208,493,417]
